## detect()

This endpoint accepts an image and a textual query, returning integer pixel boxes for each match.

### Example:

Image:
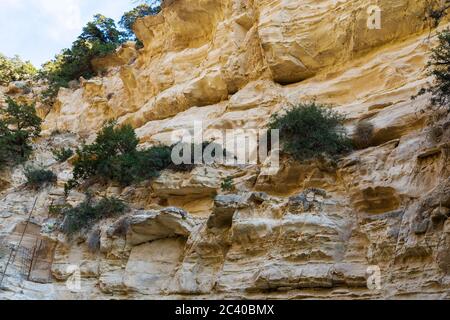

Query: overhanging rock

[127,208,196,246]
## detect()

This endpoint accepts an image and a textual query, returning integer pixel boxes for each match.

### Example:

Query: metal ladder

[0,195,38,289]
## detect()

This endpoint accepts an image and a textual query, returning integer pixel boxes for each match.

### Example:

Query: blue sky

[0,0,137,67]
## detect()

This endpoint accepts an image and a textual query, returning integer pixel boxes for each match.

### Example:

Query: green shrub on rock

[0,98,42,168]
[65,121,173,192]
[52,147,74,162]
[61,197,127,236]
[268,102,352,161]
[221,177,234,192]
[96,144,173,185]
[64,120,227,194]
[25,168,57,189]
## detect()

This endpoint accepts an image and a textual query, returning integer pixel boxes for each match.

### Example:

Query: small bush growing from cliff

[61,197,127,236]
[269,102,352,161]
[0,53,37,85]
[414,29,450,109]
[48,203,72,216]
[353,121,375,149]
[101,145,173,185]
[221,177,234,192]
[64,121,225,194]
[65,121,173,192]
[0,98,42,168]
[52,147,74,163]
[67,121,137,188]
[25,168,57,189]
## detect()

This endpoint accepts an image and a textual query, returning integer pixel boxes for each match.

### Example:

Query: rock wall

[1,0,450,299]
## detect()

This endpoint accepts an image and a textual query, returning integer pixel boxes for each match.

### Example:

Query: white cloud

[30,0,84,41]
[0,0,25,10]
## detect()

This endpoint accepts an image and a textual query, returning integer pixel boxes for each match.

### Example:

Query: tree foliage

[52,147,74,162]
[221,177,234,192]
[25,168,57,189]
[418,28,450,109]
[60,197,127,236]
[64,120,212,194]
[0,53,37,85]
[269,102,352,161]
[0,98,42,168]
[65,121,173,192]
[40,15,127,104]
[39,3,166,104]
[119,4,161,40]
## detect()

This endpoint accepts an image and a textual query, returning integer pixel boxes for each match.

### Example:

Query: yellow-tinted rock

[2,0,450,300]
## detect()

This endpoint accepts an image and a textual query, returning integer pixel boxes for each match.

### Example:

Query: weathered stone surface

[6,81,31,95]
[92,42,138,72]
[256,0,429,84]
[437,221,450,274]
[127,209,195,246]
[124,238,186,295]
[207,194,249,229]
[1,0,450,300]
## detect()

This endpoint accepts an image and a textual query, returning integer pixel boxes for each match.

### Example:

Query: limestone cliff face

[1,0,450,299]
